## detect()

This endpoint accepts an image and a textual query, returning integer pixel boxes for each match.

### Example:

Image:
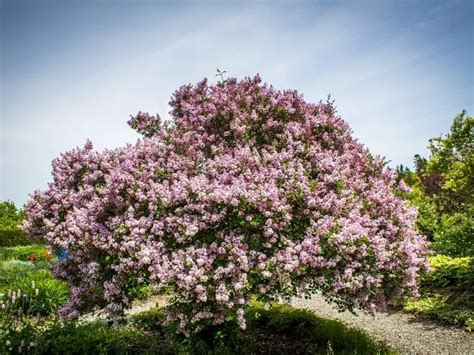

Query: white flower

[184,224,199,237]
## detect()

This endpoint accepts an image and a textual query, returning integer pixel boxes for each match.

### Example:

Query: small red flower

[27,254,37,261]
[43,252,52,261]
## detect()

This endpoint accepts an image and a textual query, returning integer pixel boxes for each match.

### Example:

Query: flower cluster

[24,75,430,332]
[127,111,163,138]
[26,252,52,262]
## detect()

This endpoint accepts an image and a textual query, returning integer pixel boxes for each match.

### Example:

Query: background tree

[397,110,473,256]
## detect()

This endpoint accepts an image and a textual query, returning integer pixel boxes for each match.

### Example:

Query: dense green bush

[432,207,474,257]
[0,201,23,230]
[403,294,474,331]
[0,201,34,247]
[422,255,474,289]
[0,229,33,247]
[400,255,474,331]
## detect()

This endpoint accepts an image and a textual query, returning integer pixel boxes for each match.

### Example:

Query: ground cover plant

[24,75,430,334]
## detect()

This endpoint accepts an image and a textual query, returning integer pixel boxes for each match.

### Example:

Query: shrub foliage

[24,75,429,332]
[0,201,32,247]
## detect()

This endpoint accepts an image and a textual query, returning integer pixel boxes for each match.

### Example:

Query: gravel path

[292,295,474,355]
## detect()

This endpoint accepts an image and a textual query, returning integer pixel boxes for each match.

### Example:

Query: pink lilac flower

[23,75,430,333]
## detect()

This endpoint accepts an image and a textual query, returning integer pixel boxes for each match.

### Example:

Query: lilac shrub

[24,75,430,332]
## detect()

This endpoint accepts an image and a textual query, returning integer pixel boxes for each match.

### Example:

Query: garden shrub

[0,229,33,247]
[432,207,474,257]
[422,255,474,289]
[400,255,474,330]
[0,201,33,247]
[24,75,430,333]
[402,294,474,331]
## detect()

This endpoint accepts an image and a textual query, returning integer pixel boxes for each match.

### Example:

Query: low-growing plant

[1,275,69,316]
[403,294,474,331]
[0,259,70,317]
[246,302,394,354]
[29,302,395,354]
[34,321,167,354]
[0,261,40,289]
[0,281,50,354]
[131,302,395,354]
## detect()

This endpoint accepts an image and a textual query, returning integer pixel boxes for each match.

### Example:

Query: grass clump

[33,321,168,354]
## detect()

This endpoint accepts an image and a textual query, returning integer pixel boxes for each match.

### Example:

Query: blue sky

[1,0,473,207]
